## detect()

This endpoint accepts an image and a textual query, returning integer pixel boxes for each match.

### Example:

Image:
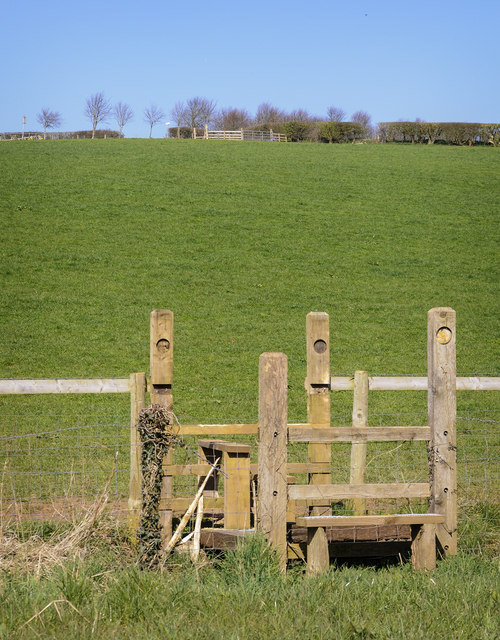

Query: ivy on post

[428,307,457,555]
[150,309,174,545]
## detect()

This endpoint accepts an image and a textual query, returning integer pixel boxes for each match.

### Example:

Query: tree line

[28,93,373,140]
[12,92,500,146]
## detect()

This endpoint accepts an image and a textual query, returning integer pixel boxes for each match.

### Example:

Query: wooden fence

[196,127,287,142]
[1,307,499,570]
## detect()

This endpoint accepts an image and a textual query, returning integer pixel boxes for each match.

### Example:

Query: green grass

[1,139,498,516]
[0,534,499,640]
[0,139,499,638]
[0,140,498,421]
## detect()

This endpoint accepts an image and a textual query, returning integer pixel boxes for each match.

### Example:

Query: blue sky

[1,0,498,138]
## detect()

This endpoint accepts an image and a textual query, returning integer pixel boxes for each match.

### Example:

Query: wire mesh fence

[1,409,498,556]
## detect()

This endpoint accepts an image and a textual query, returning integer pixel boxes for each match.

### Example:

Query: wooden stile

[428,307,457,555]
[257,352,288,570]
[306,312,331,515]
[128,372,146,542]
[150,309,174,544]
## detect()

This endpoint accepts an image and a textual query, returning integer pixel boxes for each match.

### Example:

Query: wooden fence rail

[201,128,287,142]
[329,376,500,391]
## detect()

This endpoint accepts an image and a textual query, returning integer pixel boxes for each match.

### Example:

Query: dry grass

[0,453,122,575]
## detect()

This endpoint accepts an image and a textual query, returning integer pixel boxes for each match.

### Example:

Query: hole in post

[273,491,278,497]
[313,339,327,354]
[444,487,448,493]
[436,327,452,345]
[444,430,448,436]
[156,338,170,354]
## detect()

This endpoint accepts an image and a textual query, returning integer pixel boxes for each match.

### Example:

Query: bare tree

[171,97,216,131]
[171,101,188,126]
[255,102,285,124]
[113,102,134,137]
[36,108,62,139]
[84,92,112,138]
[144,105,166,138]
[326,106,346,122]
[213,107,252,130]
[351,110,373,136]
[286,109,314,122]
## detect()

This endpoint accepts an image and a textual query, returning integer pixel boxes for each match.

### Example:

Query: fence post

[428,307,457,555]
[150,309,174,545]
[205,124,208,139]
[306,312,331,515]
[257,352,288,570]
[350,370,368,515]
[128,372,146,542]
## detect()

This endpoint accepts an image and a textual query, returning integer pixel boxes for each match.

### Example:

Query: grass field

[1,140,498,418]
[1,139,499,638]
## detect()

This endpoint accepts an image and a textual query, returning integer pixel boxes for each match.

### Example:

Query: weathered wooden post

[350,370,368,515]
[306,312,331,515]
[150,309,174,544]
[257,352,288,570]
[128,372,146,541]
[428,307,457,555]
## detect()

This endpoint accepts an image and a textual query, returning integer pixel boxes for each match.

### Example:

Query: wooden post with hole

[428,307,457,555]
[128,372,146,543]
[257,352,288,570]
[350,370,368,515]
[150,309,174,545]
[306,312,331,515]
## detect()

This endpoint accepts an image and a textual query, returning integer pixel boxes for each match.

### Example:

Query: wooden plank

[160,497,224,510]
[197,439,251,454]
[224,451,251,529]
[329,376,500,391]
[428,307,457,555]
[289,483,430,500]
[257,352,288,570]
[177,424,258,435]
[150,309,174,544]
[164,461,330,477]
[456,376,500,390]
[306,312,331,513]
[350,371,368,515]
[296,514,444,527]
[0,378,130,394]
[199,528,254,550]
[291,524,413,544]
[128,372,146,542]
[286,462,331,474]
[288,426,431,442]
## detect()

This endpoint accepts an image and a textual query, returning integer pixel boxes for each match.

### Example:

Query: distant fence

[195,128,286,142]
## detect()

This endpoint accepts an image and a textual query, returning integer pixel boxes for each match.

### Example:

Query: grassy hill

[1,139,498,421]
[0,139,498,640]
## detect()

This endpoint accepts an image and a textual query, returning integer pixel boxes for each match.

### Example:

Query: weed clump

[137,404,180,566]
